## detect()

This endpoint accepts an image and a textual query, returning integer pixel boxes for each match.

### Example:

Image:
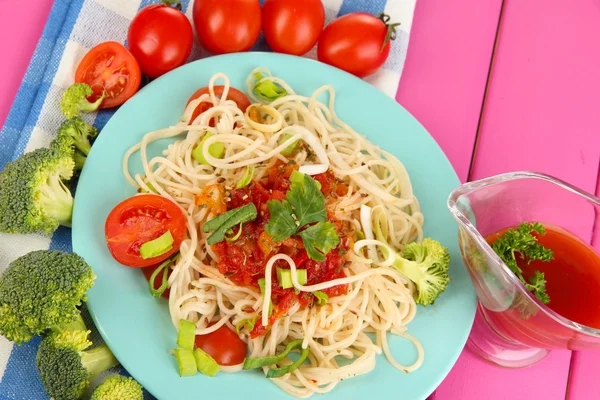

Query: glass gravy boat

[447,171,600,368]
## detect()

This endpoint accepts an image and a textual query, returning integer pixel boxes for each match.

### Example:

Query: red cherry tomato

[75,41,142,108]
[317,13,399,78]
[141,262,172,299]
[105,194,187,268]
[195,324,247,366]
[127,3,193,78]
[262,0,325,56]
[186,86,252,125]
[192,0,261,54]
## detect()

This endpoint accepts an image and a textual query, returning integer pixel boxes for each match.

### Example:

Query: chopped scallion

[192,132,225,165]
[177,319,196,351]
[253,79,287,102]
[266,346,309,378]
[276,268,307,289]
[279,134,298,156]
[148,254,177,298]
[194,348,220,377]
[313,291,329,306]
[243,339,303,370]
[139,230,174,259]
[236,165,255,189]
[174,348,197,377]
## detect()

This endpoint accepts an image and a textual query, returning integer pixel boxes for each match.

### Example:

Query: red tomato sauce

[487,224,600,329]
[212,162,352,337]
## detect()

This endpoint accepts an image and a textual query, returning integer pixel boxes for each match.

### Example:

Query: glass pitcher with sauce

[447,171,600,368]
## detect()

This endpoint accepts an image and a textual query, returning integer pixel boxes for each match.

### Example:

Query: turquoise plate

[73,52,476,400]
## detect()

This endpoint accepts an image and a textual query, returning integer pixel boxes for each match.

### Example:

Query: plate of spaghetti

[73,52,476,400]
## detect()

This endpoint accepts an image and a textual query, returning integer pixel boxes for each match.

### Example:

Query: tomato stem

[161,0,182,10]
[379,13,401,52]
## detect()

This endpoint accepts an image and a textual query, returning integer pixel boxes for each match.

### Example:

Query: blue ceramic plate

[73,52,476,400]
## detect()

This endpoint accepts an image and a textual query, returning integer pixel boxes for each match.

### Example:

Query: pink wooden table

[1,0,600,399]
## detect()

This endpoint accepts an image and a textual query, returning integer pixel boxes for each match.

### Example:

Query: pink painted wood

[0,0,54,129]
[397,0,503,183]
[433,0,600,399]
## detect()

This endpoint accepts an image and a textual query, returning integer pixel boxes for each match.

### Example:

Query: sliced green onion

[236,165,255,189]
[174,348,197,377]
[313,291,329,306]
[139,231,174,259]
[194,348,220,377]
[266,346,309,378]
[279,134,298,156]
[203,203,258,245]
[253,79,287,102]
[243,339,303,370]
[355,230,366,241]
[236,316,259,335]
[225,223,244,242]
[360,150,370,155]
[140,178,157,193]
[276,268,307,289]
[254,72,264,80]
[177,319,196,351]
[148,255,176,298]
[192,132,225,165]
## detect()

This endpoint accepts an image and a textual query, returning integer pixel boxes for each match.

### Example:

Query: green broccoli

[0,148,74,234]
[50,117,98,170]
[37,329,119,400]
[373,215,450,306]
[0,250,95,344]
[395,239,451,306]
[91,375,143,400]
[60,83,104,119]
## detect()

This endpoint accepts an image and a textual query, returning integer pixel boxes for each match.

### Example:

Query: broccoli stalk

[0,148,75,234]
[37,329,119,400]
[91,375,143,400]
[0,250,95,344]
[60,83,104,119]
[373,211,450,306]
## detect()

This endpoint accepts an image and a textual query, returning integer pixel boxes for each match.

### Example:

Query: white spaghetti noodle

[123,68,425,397]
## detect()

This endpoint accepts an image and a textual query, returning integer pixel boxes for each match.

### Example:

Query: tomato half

[263,0,325,56]
[192,0,261,54]
[195,324,247,366]
[186,86,251,124]
[75,41,142,108]
[127,4,193,78]
[105,194,186,268]
[317,13,399,78]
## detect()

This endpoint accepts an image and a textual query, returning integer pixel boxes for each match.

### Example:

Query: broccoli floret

[0,148,74,234]
[37,329,119,400]
[91,375,143,400]
[0,250,95,344]
[60,83,104,119]
[394,239,451,306]
[50,117,98,170]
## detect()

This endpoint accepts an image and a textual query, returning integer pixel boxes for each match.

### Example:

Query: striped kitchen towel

[0,0,416,398]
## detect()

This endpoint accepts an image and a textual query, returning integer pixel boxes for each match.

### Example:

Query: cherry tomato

[195,324,247,366]
[127,3,193,78]
[186,86,251,124]
[105,194,186,268]
[317,13,400,78]
[262,0,325,56]
[141,262,172,300]
[192,0,261,54]
[75,41,142,108]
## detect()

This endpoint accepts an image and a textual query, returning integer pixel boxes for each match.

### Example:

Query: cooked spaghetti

[123,68,425,397]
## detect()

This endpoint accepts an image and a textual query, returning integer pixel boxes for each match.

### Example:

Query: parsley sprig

[491,222,554,304]
[265,171,339,261]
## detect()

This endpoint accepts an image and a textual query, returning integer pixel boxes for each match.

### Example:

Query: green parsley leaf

[286,171,327,227]
[296,222,340,261]
[491,222,554,304]
[265,200,297,242]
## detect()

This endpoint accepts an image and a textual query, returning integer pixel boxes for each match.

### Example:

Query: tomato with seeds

[105,194,186,268]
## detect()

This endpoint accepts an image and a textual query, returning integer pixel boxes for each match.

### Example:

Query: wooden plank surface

[433,0,600,399]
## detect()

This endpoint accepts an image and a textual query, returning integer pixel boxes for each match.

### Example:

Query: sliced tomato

[75,41,142,108]
[105,194,186,268]
[186,86,251,125]
[195,324,247,366]
[142,262,172,299]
